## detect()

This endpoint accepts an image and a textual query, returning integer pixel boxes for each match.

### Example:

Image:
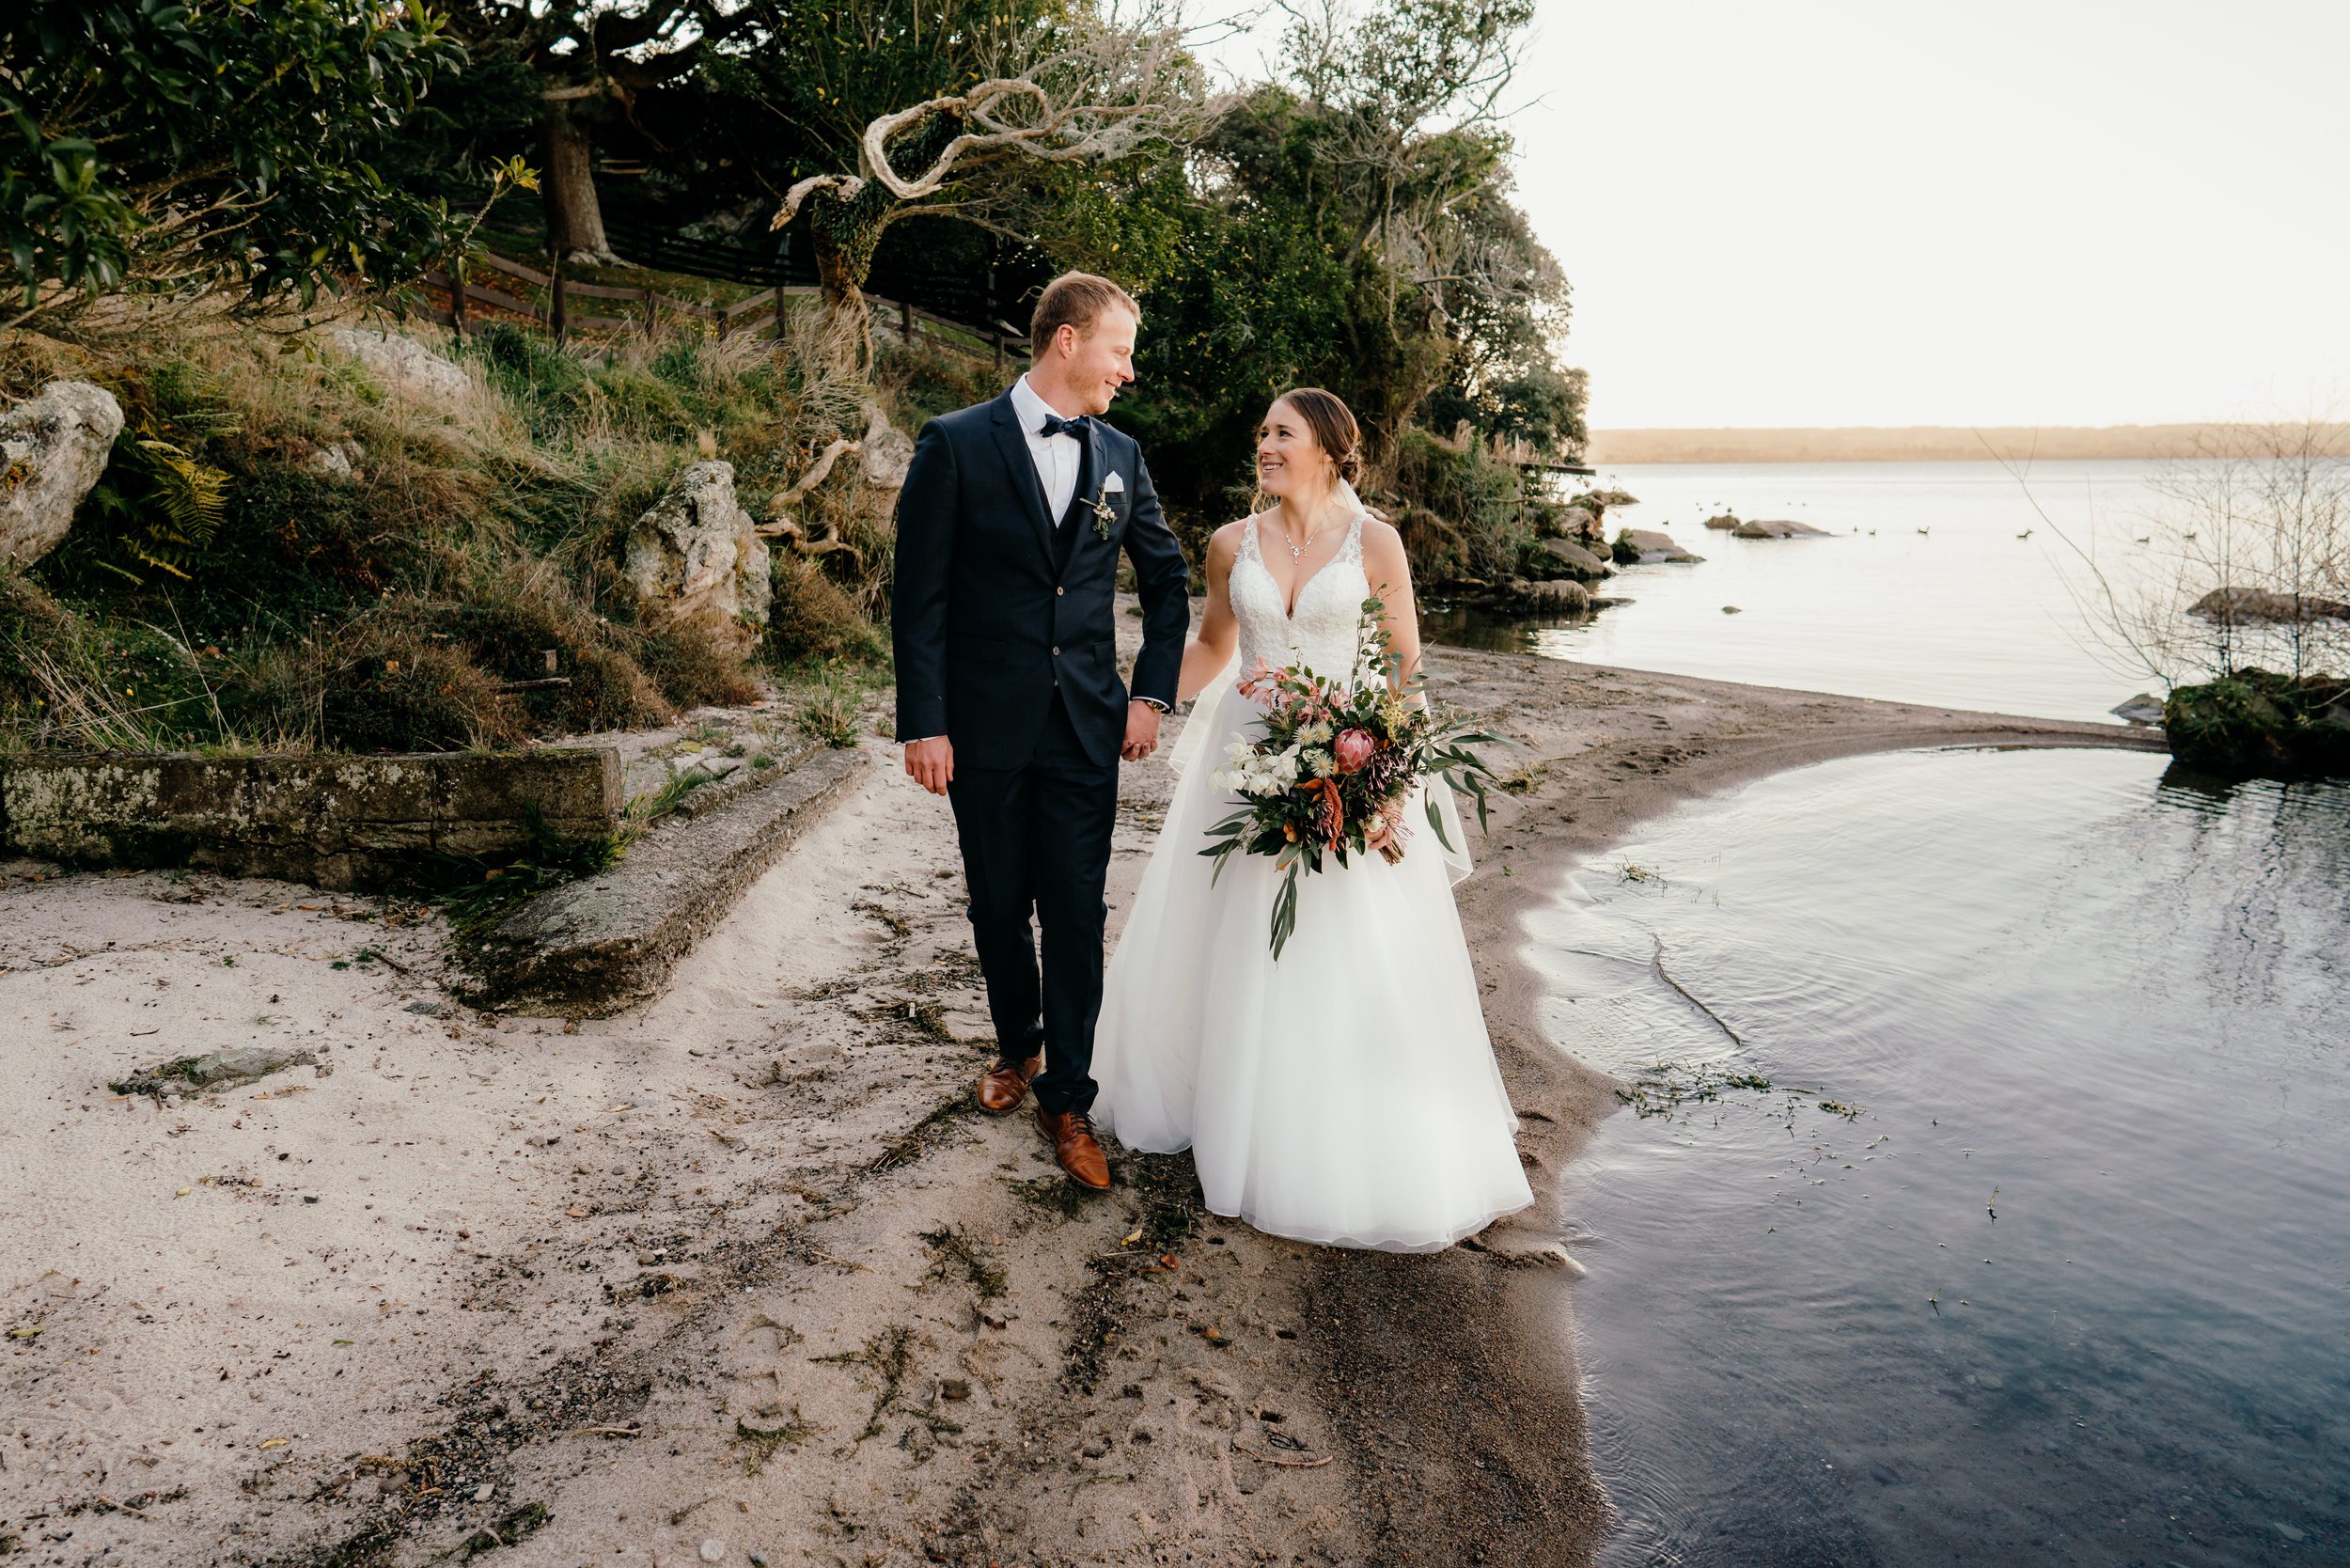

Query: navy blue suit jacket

[891,388,1191,770]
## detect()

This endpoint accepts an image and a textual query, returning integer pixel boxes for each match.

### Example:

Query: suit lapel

[1053,427,1102,574]
[989,393,1058,565]
[1077,422,1104,527]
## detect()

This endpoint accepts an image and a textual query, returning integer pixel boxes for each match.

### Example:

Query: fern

[122,435,230,577]
[73,362,241,588]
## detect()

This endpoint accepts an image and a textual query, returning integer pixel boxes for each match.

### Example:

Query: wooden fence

[417,248,1029,370]
[418,250,791,340]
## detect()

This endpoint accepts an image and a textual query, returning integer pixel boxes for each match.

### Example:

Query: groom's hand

[904,736,954,795]
[1120,700,1163,761]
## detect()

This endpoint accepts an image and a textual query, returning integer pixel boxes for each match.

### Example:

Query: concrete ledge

[0,749,621,889]
[467,745,869,1016]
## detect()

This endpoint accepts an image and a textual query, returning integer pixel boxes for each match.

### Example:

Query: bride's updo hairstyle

[1273,387,1363,486]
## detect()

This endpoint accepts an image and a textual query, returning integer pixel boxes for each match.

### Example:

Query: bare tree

[768,5,1209,361]
[2003,418,2350,697]
[2154,419,2350,682]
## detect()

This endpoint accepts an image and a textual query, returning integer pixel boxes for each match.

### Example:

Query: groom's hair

[1030,273,1140,358]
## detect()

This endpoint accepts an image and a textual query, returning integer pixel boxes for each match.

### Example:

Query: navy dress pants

[946,692,1119,1116]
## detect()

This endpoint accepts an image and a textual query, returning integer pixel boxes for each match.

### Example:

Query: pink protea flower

[1333,728,1377,774]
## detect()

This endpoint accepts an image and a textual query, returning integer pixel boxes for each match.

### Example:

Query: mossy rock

[1524,537,1612,583]
[2164,668,2350,777]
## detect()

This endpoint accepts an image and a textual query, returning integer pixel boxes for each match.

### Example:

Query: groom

[891,273,1191,1192]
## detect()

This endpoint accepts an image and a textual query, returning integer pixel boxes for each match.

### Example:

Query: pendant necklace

[1279,508,1326,559]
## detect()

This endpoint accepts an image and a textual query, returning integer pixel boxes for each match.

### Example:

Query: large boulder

[324,327,472,403]
[0,380,124,567]
[623,462,773,652]
[1613,527,1704,565]
[2189,586,2350,622]
[859,401,915,488]
[1525,536,1614,583]
[1732,518,1832,539]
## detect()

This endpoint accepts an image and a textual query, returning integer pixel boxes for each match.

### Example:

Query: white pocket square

[1101,471,1125,494]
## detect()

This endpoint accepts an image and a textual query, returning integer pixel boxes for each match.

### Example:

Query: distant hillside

[1584,424,2350,464]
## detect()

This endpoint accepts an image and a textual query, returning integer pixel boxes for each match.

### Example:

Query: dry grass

[2,298,900,754]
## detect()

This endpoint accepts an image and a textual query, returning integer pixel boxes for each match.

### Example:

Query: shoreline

[1304,648,2168,1563]
[0,649,2165,1567]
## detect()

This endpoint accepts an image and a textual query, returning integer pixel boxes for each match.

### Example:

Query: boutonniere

[1089,470,1124,540]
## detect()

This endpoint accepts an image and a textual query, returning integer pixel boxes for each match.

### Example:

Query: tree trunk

[814,243,873,374]
[808,195,895,374]
[540,106,613,264]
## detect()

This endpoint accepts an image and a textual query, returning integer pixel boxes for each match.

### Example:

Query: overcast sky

[1201,1,2350,430]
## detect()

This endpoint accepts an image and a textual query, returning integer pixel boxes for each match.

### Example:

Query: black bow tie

[1037,412,1089,441]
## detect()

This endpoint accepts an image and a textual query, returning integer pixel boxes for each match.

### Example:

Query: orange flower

[1296,776,1344,845]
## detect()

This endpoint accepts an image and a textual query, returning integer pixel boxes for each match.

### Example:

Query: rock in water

[1731,518,1832,539]
[1702,512,1743,530]
[324,327,472,403]
[2163,669,2350,777]
[1510,578,1591,611]
[1613,527,1704,565]
[2189,586,2350,622]
[0,380,125,566]
[624,461,773,653]
[859,401,915,488]
[1525,537,1613,583]
[2109,693,2165,727]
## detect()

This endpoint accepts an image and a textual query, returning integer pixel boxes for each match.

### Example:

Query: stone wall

[0,749,621,889]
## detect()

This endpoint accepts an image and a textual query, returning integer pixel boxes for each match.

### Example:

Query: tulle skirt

[1092,679,1534,1252]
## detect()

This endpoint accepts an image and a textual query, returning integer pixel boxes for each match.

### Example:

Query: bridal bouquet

[1202,596,1501,959]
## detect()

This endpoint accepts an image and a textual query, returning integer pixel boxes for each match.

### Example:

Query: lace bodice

[1229,512,1369,680]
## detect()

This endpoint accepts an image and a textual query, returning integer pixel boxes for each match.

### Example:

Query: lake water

[1463,461,2349,1563]
[1529,748,2350,1566]
[1424,460,2185,724]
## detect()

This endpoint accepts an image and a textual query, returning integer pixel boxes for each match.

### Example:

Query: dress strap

[1340,512,1365,564]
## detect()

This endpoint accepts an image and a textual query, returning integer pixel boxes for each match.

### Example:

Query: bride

[1092,387,1533,1252]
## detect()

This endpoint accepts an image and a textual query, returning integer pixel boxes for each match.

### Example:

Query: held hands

[1121,700,1163,761]
[903,735,954,795]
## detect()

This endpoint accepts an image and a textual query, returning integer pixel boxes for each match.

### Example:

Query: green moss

[2165,668,2350,777]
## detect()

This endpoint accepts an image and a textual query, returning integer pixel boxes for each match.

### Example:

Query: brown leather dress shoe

[1036,1106,1111,1192]
[974,1055,1043,1116]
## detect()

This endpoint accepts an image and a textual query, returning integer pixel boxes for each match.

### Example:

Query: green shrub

[876,337,1005,429]
[796,683,863,748]
[1378,427,1527,583]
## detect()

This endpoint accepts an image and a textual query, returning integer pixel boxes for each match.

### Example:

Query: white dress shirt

[1009,372,1084,523]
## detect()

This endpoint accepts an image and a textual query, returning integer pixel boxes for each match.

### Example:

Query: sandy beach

[0,646,2162,1567]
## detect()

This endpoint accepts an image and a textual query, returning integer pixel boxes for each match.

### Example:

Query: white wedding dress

[1091,512,1534,1252]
